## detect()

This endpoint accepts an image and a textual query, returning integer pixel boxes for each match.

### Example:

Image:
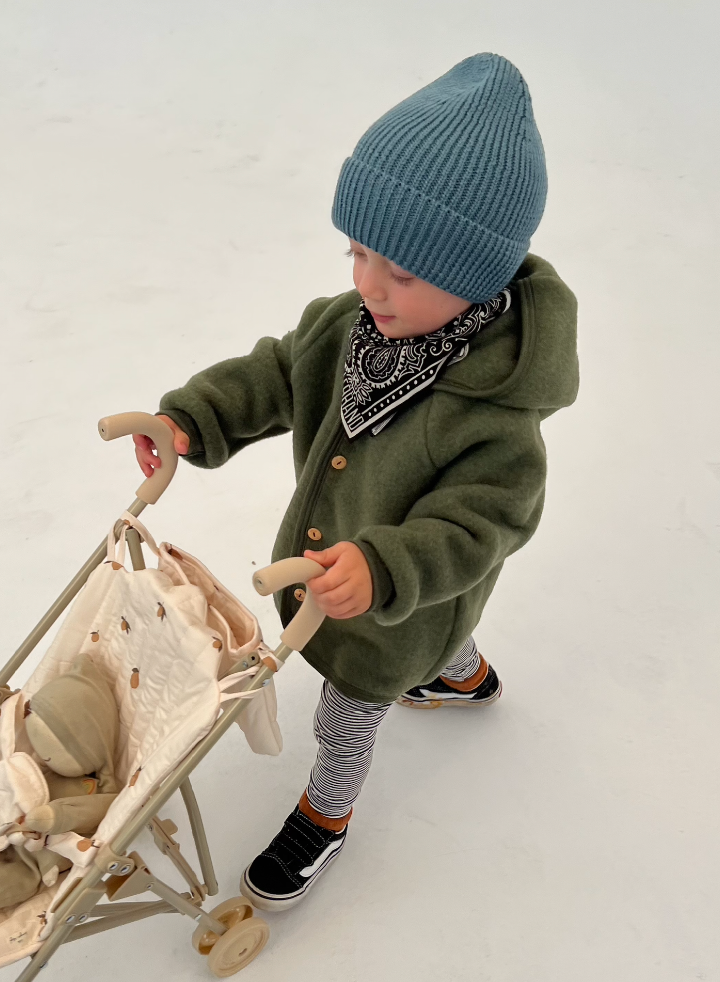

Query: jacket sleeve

[158,330,296,469]
[353,404,547,625]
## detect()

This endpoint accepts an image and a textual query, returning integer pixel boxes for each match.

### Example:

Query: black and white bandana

[340,288,512,439]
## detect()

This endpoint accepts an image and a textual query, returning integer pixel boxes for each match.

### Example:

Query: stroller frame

[1,480,305,981]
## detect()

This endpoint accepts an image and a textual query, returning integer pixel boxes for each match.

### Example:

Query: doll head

[25,653,119,794]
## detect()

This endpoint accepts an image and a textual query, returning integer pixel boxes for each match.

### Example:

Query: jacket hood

[433,253,579,414]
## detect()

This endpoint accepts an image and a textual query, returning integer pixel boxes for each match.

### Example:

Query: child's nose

[354,263,387,303]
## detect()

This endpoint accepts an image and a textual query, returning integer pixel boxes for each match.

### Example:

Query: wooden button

[294,588,306,602]
[307,528,322,541]
[331,455,347,470]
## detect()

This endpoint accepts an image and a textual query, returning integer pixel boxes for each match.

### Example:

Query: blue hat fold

[332,53,547,303]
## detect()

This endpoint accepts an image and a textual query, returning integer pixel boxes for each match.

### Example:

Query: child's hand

[304,542,373,619]
[133,415,190,478]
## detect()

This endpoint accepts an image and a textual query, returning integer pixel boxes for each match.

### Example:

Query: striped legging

[306,637,481,819]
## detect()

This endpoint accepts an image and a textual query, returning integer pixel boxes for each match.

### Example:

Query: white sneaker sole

[396,680,502,710]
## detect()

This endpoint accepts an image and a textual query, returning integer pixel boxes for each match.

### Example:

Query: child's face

[347,240,472,338]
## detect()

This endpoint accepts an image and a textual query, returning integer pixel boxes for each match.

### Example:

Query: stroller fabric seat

[0,514,281,966]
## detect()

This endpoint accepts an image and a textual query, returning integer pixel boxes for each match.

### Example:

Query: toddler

[134,53,578,911]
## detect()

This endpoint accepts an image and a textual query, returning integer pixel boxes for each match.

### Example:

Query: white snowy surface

[1,1,718,980]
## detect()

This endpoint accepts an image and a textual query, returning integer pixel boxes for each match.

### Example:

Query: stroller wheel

[207,916,270,976]
[192,897,254,955]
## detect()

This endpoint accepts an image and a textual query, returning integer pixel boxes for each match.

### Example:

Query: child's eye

[390,272,413,286]
[346,247,411,285]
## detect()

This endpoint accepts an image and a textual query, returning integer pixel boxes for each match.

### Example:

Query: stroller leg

[180,779,219,897]
[147,880,226,936]
[148,816,206,902]
[15,913,85,982]
[64,901,179,941]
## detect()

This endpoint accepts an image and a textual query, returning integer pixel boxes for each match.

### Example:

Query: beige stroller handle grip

[98,412,179,505]
[253,557,326,652]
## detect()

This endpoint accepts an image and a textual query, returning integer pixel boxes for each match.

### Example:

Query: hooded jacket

[160,253,579,703]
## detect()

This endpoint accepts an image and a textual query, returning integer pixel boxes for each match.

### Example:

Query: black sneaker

[397,660,502,709]
[240,805,348,911]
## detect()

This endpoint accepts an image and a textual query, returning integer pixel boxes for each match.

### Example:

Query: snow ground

[1,1,719,980]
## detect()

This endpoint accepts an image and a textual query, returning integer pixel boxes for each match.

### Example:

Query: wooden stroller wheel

[192,897,254,955]
[206,917,269,977]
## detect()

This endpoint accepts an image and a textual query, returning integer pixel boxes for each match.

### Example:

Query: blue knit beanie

[332,53,547,303]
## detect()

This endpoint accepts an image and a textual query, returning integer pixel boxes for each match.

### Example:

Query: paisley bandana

[341,288,512,439]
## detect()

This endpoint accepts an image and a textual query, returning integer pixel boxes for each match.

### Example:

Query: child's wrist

[351,540,393,611]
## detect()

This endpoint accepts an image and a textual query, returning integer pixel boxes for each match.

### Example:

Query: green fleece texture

[160,253,578,703]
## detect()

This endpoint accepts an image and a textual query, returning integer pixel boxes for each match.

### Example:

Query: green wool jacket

[160,253,579,703]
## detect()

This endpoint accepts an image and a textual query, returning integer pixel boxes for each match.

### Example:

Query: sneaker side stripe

[298,837,345,878]
[417,687,477,700]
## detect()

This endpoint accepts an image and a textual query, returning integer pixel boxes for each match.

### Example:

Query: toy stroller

[0,413,326,979]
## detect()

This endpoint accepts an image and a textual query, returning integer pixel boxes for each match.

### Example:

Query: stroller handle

[253,557,326,652]
[98,412,179,505]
